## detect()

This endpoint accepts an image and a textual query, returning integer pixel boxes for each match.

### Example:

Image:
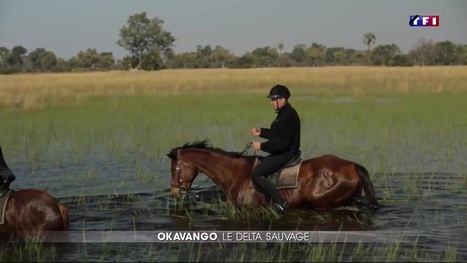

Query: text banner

[26,230,425,243]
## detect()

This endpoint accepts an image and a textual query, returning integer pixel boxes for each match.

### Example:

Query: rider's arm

[259,128,270,139]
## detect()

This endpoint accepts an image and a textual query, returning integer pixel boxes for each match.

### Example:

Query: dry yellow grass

[1,66,466,110]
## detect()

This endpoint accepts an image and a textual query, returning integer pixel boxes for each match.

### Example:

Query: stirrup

[273,201,289,213]
[4,175,15,184]
[0,175,15,189]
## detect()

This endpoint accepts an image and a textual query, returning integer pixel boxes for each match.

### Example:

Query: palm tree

[277,43,284,67]
[363,32,376,65]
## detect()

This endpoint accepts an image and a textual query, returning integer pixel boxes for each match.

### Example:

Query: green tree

[391,54,412,66]
[251,46,278,67]
[277,52,292,68]
[116,12,176,70]
[290,44,307,65]
[76,48,100,69]
[121,55,139,70]
[55,58,71,72]
[96,52,115,69]
[67,57,82,71]
[0,47,9,66]
[27,48,57,71]
[194,45,213,68]
[434,41,459,65]
[74,49,114,70]
[234,52,257,68]
[306,43,327,66]
[333,48,347,65]
[371,44,400,66]
[455,45,467,65]
[7,45,27,68]
[167,52,196,69]
[140,47,164,70]
[39,51,57,71]
[210,45,235,68]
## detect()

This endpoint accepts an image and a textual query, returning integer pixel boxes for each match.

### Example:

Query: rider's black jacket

[259,102,301,155]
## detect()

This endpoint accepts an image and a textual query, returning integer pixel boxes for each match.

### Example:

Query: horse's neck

[190,150,250,193]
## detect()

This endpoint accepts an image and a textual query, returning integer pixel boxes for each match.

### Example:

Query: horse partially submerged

[0,147,69,241]
[167,140,380,210]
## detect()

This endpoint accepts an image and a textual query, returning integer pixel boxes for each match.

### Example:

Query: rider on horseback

[250,84,301,213]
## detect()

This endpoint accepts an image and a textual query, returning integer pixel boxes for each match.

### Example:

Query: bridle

[171,148,195,195]
[171,148,210,201]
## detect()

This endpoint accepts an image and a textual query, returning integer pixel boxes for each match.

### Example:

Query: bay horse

[167,140,380,210]
[0,146,69,241]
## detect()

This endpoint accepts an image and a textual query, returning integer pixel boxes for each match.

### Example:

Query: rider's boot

[0,168,15,197]
[273,196,289,213]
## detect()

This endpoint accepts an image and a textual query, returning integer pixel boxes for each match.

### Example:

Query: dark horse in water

[0,147,69,241]
[167,140,380,210]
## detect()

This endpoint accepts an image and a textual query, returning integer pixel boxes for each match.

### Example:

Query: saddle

[250,152,303,190]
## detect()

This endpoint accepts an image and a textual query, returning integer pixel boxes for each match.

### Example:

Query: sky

[0,0,466,60]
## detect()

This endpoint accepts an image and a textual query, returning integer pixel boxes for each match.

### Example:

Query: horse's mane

[167,139,256,161]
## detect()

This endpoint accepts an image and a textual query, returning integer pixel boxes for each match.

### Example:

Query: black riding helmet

[267,84,291,100]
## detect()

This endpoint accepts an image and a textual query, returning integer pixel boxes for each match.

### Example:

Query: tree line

[1,12,466,74]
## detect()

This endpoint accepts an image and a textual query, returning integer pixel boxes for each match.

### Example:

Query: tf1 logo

[409,15,439,27]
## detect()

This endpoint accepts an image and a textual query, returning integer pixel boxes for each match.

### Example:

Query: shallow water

[2,148,466,262]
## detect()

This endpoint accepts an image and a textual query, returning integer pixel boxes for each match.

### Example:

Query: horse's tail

[58,203,69,230]
[354,163,380,210]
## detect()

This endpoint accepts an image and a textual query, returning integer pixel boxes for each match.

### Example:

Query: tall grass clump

[0,241,58,262]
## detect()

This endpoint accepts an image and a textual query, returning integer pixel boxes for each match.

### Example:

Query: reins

[239,141,257,156]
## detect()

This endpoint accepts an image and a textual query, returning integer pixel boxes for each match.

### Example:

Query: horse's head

[167,140,256,198]
[166,148,200,197]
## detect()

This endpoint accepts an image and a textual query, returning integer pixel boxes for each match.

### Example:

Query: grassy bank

[1,66,466,110]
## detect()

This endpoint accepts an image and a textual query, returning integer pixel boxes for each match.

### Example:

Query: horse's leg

[42,202,68,232]
[234,182,266,207]
[353,164,380,209]
[347,178,363,206]
[26,203,65,242]
[58,203,69,230]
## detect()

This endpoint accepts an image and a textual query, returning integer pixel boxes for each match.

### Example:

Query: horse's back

[305,154,358,169]
[10,188,63,208]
